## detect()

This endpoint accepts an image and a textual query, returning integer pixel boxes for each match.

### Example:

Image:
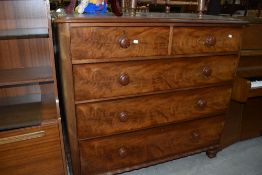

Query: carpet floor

[121,137,262,175]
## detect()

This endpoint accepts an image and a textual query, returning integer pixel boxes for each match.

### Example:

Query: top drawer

[70,27,169,60]
[172,27,241,55]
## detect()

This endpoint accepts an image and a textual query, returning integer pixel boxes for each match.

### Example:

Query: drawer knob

[202,66,212,78]
[118,73,129,86]
[196,99,207,109]
[119,146,127,158]
[119,111,128,122]
[205,35,216,47]
[119,36,131,48]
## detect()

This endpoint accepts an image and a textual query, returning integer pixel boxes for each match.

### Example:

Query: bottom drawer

[80,116,224,174]
[0,121,65,175]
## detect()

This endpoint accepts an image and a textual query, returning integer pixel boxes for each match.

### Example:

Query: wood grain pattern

[46,1,61,119]
[237,55,262,78]
[221,22,262,149]
[231,76,250,102]
[71,52,239,64]
[0,83,54,104]
[249,87,262,98]
[0,102,58,131]
[0,83,57,122]
[76,86,231,139]
[0,0,66,174]
[172,27,241,55]
[73,55,238,101]
[240,50,262,56]
[70,27,169,60]
[55,13,247,25]
[57,23,81,175]
[56,17,243,175]
[0,66,52,87]
[242,24,262,50]
[0,38,50,69]
[0,28,48,40]
[238,23,262,141]
[79,116,224,175]
[0,0,48,30]
[0,122,65,175]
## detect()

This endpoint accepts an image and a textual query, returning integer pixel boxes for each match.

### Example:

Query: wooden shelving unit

[0,28,48,39]
[1,103,43,131]
[0,0,66,174]
[0,67,53,87]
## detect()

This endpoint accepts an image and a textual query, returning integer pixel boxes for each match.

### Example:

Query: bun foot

[206,149,218,158]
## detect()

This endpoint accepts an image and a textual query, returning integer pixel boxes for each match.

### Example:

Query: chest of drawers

[56,14,246,175]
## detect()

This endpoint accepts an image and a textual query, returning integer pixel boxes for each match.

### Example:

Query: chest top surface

[55,13,248,25]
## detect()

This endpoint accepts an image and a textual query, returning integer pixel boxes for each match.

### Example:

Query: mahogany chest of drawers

[56,14,246,175]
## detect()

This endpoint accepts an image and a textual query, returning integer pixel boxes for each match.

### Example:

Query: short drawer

[79,116,224,174]
[73,55,238,101]
[70,27,169,60]
[172,27,241,55]
[0,122,65,175]
[76,86,231,139]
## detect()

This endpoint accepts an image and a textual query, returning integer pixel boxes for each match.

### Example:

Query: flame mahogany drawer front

[79,116,224,175]
[70,27,170,60]
[76,86,231,139]
[70,27,241,61]
[73,55,238,101]
[172,27,241,55]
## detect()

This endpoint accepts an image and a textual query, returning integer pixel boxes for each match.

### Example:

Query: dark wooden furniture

[0,1,66,174]
[56,13,246,175]
[221,18,262,148]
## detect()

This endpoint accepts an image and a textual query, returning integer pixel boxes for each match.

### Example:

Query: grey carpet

[121,137,262,175]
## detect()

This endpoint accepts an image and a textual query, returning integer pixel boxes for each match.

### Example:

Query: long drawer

[70,27,169,60]
[73,55,238,101]
[76,86,231,139]
[79,116,224,175]
[0,122,65,175]
[172,27,241,54]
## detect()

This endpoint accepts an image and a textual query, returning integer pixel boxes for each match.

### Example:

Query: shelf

[0,102,57,131]
[0,66,53,87]
[0,28,48,40]
[0,94,41,106]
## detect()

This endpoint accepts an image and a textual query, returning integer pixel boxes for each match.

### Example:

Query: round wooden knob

[196,99,207,109]
[205,35,216,47]
[119,111,128,122]
[119,36,131,48]
[202,66,212,78]
[118,73,129,86]
[118,147,127,158]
